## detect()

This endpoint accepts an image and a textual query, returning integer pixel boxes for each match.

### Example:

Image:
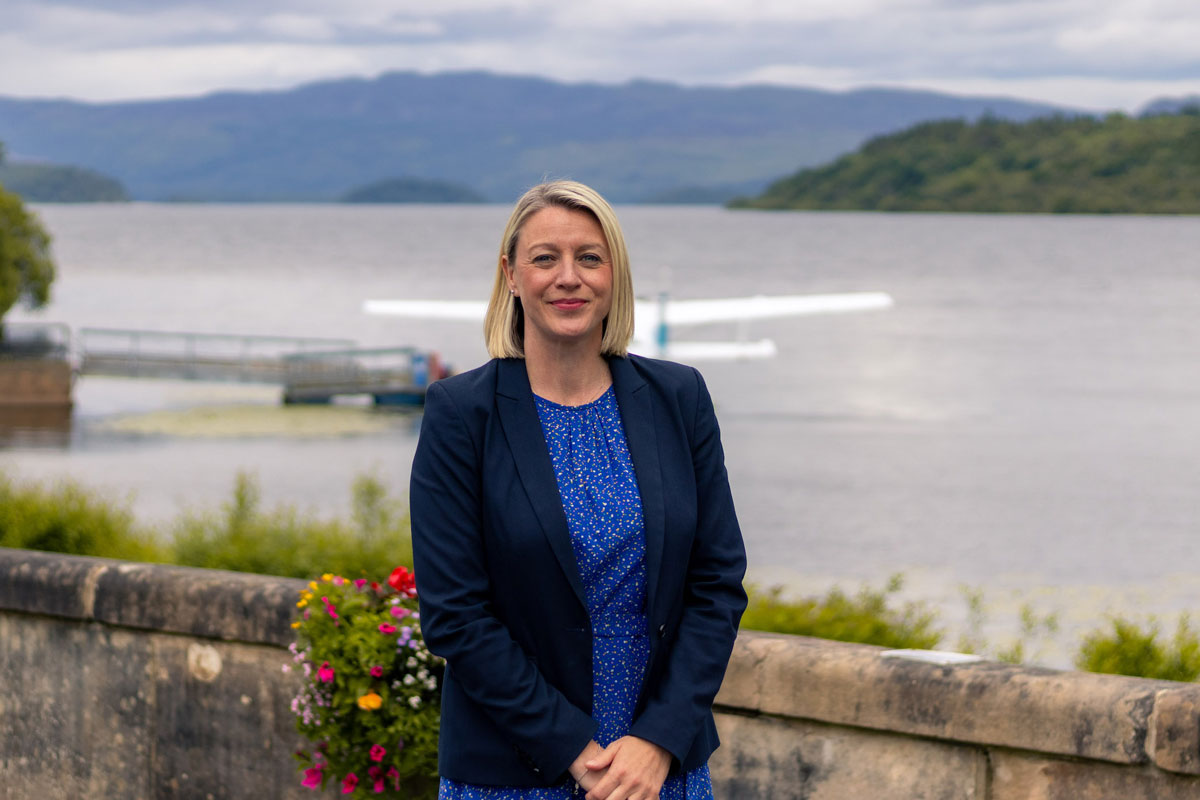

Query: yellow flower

[296,598,308,608]
[357,692,383,711]
[321,573,334,582]
[291,620,302,628]
[308,581,318,591]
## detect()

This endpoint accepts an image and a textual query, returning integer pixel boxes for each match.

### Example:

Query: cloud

[0,0,1196,109]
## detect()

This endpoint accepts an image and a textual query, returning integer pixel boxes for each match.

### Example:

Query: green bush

[171,471,412,581]
[1075,615,1200,682]
[740,574,942,649]
[0,471,166,561]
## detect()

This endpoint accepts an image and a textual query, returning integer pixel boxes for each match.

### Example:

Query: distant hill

[731,110,1200,214]
[0,161,128,202]
[1140,95,1200,116]
[341,177,484,203]
[0,71,1070,203]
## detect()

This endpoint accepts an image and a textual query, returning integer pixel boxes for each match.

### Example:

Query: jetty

[1,322,442,407]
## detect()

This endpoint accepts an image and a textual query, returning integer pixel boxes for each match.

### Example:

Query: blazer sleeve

[628,367,748,764]
[410,381,597,779]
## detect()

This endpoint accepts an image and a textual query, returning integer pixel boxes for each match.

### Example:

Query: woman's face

[502,205,613,355]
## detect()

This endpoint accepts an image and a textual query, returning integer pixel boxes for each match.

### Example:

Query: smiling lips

[550,299,587,310]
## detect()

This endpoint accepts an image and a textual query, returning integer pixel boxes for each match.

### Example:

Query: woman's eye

[579,254,602,265]
[532,254,554,265]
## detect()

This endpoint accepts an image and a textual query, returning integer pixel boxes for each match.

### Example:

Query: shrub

[740,574,942,649]
[1075,615,1200,682]
[0,470,166,561]
[287,566,441,798]
[171,471,412,580]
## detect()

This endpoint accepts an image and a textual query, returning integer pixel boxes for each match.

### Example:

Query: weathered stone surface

[92,559,306,646]
[0,614,154,797]
[0,547,110,619]
[149,635,308,799]
[720,631,1185,767]
[711,711,987,800]
[1151,686,1200,775]
[990,749,1200,800]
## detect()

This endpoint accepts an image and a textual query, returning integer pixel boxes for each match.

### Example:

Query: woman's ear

[501,255,517,296]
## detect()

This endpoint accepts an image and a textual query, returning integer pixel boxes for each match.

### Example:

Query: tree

[0,142,56,335]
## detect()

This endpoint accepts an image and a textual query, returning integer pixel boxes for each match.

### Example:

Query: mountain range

[0,71,1080,202]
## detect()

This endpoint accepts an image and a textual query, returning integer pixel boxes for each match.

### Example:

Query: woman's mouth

[551,299,586,311]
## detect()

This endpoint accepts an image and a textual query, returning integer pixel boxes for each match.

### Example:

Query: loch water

[5,203,1200,663]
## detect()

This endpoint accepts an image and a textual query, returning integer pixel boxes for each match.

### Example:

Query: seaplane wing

[652,292,894,326]
[364,290,893,361]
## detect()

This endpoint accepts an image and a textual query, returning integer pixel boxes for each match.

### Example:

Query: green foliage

[289,569,440,797]
[0,177,56,326]
[1075,615,1200,682]
[732,110,1200,213]
[0,471,166,562]
[740,574,942,649]
[171,471,412,580]
[955,585,1059,664]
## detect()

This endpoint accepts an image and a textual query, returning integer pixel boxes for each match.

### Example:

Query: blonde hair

[484,180,634,359]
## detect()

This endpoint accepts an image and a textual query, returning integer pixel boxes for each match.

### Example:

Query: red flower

[370,665,384,678]
[369,743,386,762]
[373,779,385,794]
[354,578,368,589]
[378,623,396,634]
[341,772,358,794]
[386,766,400,791]
[317,662,335,683]
[301,767,323,789]
[387,566,416,595]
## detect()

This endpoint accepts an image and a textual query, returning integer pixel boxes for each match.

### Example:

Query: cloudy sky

[2,0,1198,111]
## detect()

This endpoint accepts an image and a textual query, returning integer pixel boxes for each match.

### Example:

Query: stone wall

[0,358,72,406]
[3,547,1200,799]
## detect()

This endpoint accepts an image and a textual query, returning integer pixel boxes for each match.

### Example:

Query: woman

[411,181,747,800]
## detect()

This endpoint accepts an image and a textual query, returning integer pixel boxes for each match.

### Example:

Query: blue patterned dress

[438,386,713,800]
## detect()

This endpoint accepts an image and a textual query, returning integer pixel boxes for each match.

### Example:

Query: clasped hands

[569,736,671,800]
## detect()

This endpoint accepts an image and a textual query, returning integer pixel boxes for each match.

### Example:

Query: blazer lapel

[609,356,667,622]
[495,359,587,609]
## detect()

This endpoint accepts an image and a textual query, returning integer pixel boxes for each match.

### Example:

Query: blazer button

[657,624,666,639]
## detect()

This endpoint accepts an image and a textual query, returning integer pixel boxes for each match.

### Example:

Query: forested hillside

[732,109,1200,213]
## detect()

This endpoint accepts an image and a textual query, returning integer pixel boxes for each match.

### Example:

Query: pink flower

[368,766,382,780]
[355,578,368,589]
[369,744,386,762]
[386,767,400,791]
[389,606,411,619]
[302,767,323,789]
[373,779,385,794]
[341,773,358,794]
[332,576,344,586]
[370,665,384,678]
[378,623,396,634]
[317,662,335,683]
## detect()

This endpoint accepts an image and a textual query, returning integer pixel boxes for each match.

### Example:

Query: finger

[585,771,621,800]
[585,744,618,771]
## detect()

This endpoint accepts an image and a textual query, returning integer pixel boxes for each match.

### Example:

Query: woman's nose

[553,259,582,287]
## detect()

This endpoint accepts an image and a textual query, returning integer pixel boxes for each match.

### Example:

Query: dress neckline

[532,384,614,411]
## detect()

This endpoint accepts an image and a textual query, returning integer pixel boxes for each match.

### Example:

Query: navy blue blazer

[410,354,747,787]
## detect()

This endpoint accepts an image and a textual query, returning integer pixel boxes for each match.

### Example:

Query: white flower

[403,674,416,685]
[406,657,417,669]
[416,669,428,680]
[408,696,421,708]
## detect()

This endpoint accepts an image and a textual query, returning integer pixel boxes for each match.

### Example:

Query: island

[730,108,1200,214]
[340,177,485,204]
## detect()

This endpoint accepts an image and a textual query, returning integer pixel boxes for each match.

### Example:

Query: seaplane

[364,291,893,361]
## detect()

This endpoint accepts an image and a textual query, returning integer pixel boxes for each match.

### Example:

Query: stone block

[732,630,1175,767]
[991,749,1200,800]
[1151,686,1200,774]
[149,635,308,799]
[0,547,110,620]
[711,711,986,800]
[0,614,154,798]
[93,559,307,646]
